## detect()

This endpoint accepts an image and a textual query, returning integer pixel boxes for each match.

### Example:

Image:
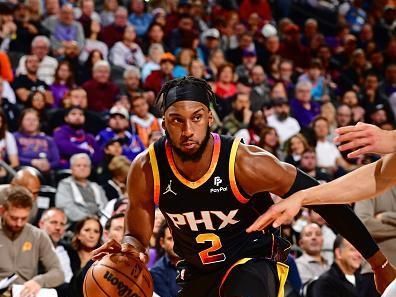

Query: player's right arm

[92,151,155,262]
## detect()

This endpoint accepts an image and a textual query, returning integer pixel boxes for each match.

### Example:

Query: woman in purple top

[50,61,75,107]
[14,109,60,173]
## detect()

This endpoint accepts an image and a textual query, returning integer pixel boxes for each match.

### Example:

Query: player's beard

[165,126,211,162]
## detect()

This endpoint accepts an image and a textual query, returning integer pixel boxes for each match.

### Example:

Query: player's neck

[172,136,214,182]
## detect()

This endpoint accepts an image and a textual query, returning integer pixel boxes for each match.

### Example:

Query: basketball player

[92,78,394,297]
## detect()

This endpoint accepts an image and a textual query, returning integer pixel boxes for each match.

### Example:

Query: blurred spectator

[378,63,396,97]
[298,59,328,102]
[55,153,107,224]
[121,67,155,107]
[258,126,281,158]
[355,186,396,266]
[109,25,145,70]
[234,110,266,145]
[77,0,101,38]
[278,59,295,98]
[207,49,226,80]
[142,43,164,82]
[296,223,329,285]
[222,93,251,136]
[188,59,208,80]
[53,106,101,168]
[79,20,109,63]
[142,22,166,55]
[65,216,103,273]
[340,49,370,93]
[12,54,53,105]
[261,34,280,73]
[102,155,130,201]
[43,0,60,20]
[144,52,175,95]
[151,222,181,297]
[213,63,237,119]
[6,3,49,54]
[0,51,13,82]
[100,0,119,27]
[236,48,258,84]
[199,28,221,65]
[312,116,357,175]
[167,14,195,53]
[0,186,64,292]
[45,4,85,55]
[336,105,353,129]
[130,96,162,148]
[239,0,272,23]
[128,0,153,37]
[14,108,59,174]
[367,103,391,126]
[95,138,123,186]
[100,7,128,49]
[299,149,332,184]
[284,133,310,167]
[290,81,321,128]
[0,77,19,131]
[80,49,104,83]
[226,32,256,67]
[82,60,119,112]
[96,105,145,160]
[0,110,19,169]
[10,168,41,223]
[17,36,58,85]
[310,236,366,297]
[248,65,271,111]
[308,209,336,264]
[50,61,75,108]
[340,90,365,123]
[320,102,337,140]
[173,48,194,78]
[267,97,300,145]
[279,23,310,69]
[39,208,73,283]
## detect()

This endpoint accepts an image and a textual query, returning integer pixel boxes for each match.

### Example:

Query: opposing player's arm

[123,151,156,252]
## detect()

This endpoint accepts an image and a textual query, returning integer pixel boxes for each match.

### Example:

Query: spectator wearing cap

[100,7,128,49]
[236,48,258,84]
[96,105,145,161]
[17,36,58,85]
[109,25,145,70]
[12,55,53,105]
[249,65,271,112]
[290,81,321,128]
[53,106,101,168]
[144,52,175,95]
[55,153,107,224]
[267,97,300,145]
[128,0,153,37]
[130,95,163,148]
[82,60,119,113]
[367,104,391,126]
[199,28,221,65]
[44,3,85,55]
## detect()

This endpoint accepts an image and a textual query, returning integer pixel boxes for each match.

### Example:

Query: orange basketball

[84,253,153,297]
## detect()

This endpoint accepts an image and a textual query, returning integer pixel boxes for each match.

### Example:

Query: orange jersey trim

[148,144,160,206]
[165,133,221,189]
[229,138,249,204]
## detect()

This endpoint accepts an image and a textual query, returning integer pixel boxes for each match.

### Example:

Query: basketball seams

[91,265,112,297]
[99,263,149,297]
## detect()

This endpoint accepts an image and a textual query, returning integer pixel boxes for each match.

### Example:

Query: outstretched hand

[91,239,149,264]
[246,192,304,232]
[335,122,396,158]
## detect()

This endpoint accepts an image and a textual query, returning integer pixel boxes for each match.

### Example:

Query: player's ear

[208,109,214,127]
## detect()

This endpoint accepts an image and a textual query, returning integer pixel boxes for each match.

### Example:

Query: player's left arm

[236,144,395,293]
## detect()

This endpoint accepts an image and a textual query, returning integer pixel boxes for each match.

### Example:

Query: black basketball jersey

[148,133,277,272]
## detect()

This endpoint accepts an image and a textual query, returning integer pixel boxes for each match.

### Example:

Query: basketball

[83,253,153,297]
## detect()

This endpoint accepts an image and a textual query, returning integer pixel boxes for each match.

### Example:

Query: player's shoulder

[130,150,152,175]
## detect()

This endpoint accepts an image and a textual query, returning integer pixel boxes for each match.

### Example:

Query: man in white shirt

[267,97,300,145]
[39,208,73,283]
[16,36,58,85]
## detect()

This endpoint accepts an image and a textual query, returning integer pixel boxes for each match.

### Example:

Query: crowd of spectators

[0,0,396,296]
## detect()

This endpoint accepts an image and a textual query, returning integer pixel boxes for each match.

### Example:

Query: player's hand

[373,262,396,294]
[246,192,304,232]
[20,280,41,297]
[334,122,396,158]
[91,239,122,261]
[121,242,149,264]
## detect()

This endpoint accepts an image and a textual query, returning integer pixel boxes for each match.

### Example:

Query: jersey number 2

[196,233,226,265]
